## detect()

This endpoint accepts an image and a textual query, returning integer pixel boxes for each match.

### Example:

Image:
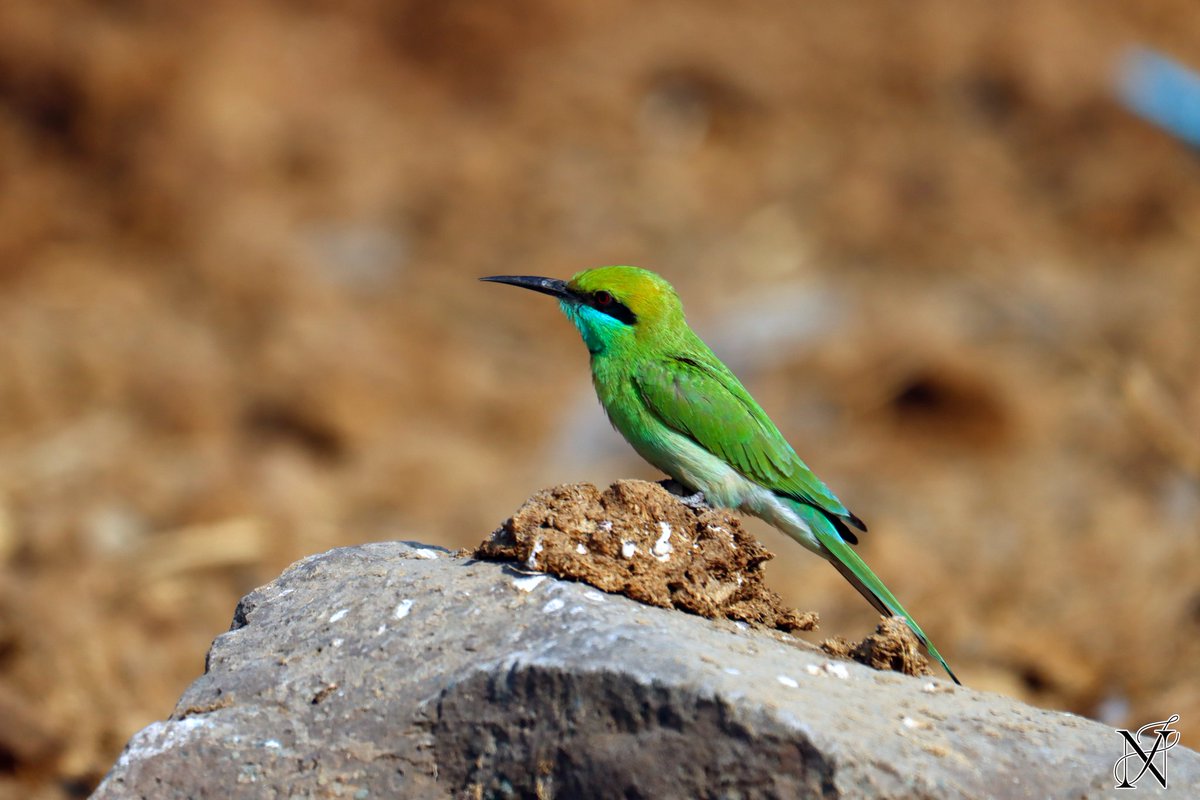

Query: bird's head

[482,266,685,355]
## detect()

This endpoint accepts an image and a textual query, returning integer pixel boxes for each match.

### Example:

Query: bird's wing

[633,354,860,529]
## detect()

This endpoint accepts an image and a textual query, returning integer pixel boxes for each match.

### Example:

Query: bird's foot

[658,479,709,509]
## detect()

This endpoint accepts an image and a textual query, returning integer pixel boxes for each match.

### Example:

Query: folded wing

[633,353,865,539]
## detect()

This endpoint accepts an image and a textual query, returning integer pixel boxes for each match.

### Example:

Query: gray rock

[95,541,1199,799]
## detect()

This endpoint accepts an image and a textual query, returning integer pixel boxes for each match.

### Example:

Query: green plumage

[631,352,861,534]
[483,266,960,684]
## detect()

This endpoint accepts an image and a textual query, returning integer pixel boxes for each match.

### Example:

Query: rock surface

[95,542,1199,799]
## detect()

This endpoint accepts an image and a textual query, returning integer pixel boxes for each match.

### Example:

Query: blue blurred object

[1117,47,1200,149]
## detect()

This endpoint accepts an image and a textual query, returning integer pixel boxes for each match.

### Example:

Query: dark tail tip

[922,639,962,685]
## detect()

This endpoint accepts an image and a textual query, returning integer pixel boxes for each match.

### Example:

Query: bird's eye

[594,291,613,306]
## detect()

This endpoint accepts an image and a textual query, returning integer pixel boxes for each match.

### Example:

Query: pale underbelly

[629,425,823,554]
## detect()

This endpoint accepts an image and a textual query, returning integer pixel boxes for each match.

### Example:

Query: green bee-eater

[483,266,959,683]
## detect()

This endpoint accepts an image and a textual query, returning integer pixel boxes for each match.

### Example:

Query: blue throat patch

[560,301,627,354]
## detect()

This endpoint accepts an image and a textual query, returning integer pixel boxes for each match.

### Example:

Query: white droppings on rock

[599,520,613,532]
[568,605,585,615]
[374,624,387,636]
[512,575,548,592]
[113,717,213,770]
[263,739,282,749]
[543,598,565,614]
[777,675,799,688]
[393,599,414,619]
[733,621,749,631]
[275,588,294,598]
[328,608,349,623]
[653,522,673,561]
[411,548,441,559]
[332,638,344,648]
[621,541,638,558]
[825,662,850,679]
[807,661,851,678]
[525,539,544,570]
[902,716,931,730]
[736,574,744,586]
[575,543,588,555]
[724,667,741,676]
[706,524,737,549]
[583,589,606,603]
[811,662,849,681]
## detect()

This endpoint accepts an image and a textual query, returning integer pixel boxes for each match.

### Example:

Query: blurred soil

[2,1,1200,797]
[476,479,819,632]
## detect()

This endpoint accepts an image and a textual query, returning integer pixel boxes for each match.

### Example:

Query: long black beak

[480,275,573,300]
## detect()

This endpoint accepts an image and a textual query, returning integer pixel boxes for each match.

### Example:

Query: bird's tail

[786,501,960,685]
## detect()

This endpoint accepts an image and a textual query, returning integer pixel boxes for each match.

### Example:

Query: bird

[482,266,960,684]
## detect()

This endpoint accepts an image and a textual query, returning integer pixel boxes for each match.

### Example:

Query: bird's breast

[591,373,759,510]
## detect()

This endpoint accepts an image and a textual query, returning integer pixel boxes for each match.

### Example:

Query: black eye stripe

[588,291,637,325]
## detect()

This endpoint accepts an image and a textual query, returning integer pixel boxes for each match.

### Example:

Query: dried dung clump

[821,616,933,678]
[476,480,818,632]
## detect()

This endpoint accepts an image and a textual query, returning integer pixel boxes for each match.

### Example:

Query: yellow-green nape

[570,265,675,293]
[569,266,683,322]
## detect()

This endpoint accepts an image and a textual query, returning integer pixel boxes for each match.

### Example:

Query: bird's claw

[658,479,709,509]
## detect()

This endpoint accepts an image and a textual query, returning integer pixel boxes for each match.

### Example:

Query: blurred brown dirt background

[1,1,1199,796]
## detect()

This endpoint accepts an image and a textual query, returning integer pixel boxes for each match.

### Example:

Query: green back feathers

[632,349,859,531]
